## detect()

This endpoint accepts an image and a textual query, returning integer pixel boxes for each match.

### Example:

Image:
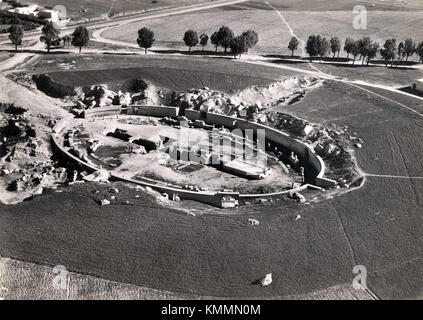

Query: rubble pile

[170,76,322,123]
[72,82,160,116]
[0,103,69,202]
[256,273,272,286]
[77,84,118,109]
[6,166,67,193]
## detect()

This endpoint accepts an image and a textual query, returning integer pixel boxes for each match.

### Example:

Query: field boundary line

[264,1,304,57]
[365,174,423,179]
[346,83,423,119]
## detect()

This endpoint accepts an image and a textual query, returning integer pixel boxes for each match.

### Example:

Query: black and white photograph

[0,0,422,305]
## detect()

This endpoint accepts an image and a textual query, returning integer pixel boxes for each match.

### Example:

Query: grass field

[0,257,372,299]
[30,54,300,92]
[102,0,423,56]
[258,0,423,11]
[315,63,423,86]
[27,0,210,20]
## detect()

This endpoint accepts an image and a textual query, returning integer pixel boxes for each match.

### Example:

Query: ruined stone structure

[52,105,336,208]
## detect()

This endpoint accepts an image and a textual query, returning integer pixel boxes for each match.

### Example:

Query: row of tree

[288,35,423,66]
[9,22,90,53]
[8,22,423,66]
[137,26,259,58]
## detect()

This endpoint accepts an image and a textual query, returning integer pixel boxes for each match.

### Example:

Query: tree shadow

[102,51,137,56]
[264,54,350,63]
[1,48,74,55]
[322,61,379,68]
[263,54,303,59]
[270,58,309,65]
[151,48,232,57]
[371,59,419,67]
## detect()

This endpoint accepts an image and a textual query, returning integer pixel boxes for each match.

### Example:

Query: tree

[397,42,406,63]
[306,35,319,62]
[217,26,234,53]
[210,31,220,52]
[9,24,24,52]
[330,37,341,58]
[288,36,299,57]
[230,35,248,59]
[199,33,209,52]
[71,26,90,53]
[241,29,258,54]
[417,42,423,63]
[380,39,397,67]
[358,36,371,64]
[317,36,330,61]
[404,38,415,61]
[40,22,60,53]
[183,29,198,52]
[137,27,155,54]
[131,79,148,93]
[62,35,72,48]
[365,42,379,65]
[351,41,360,64]
[344,38,355,59]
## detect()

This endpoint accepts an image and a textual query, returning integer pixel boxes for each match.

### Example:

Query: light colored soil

[0,52,14,64]
[70,116,297,193]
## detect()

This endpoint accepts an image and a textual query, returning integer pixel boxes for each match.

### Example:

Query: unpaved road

[0,0,250,47]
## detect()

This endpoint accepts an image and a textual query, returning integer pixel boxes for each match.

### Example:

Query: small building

[132,137,162,152]
[37,9,60,23]
[221,196,239,208]
[222,159,270,180]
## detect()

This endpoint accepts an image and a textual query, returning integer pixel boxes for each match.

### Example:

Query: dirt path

[263,0,325,75]
[0,42,67,117]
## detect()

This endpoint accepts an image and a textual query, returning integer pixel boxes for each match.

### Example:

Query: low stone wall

[126,105,180,118]
[184,109,203,121]
[206,113,238,129]
[83,106,122,118]
[51,117,99,173]
[201,112,336,187]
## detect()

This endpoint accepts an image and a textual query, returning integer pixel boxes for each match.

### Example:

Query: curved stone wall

[185,110,335,187]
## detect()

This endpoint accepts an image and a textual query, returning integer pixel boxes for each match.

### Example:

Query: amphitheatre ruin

[51,84,344,208]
